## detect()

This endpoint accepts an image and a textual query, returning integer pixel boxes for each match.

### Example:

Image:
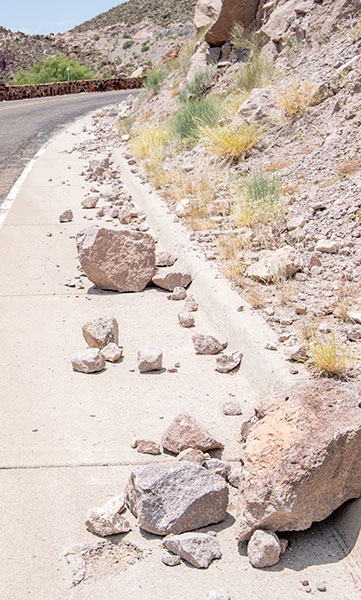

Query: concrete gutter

[114,147,308,402]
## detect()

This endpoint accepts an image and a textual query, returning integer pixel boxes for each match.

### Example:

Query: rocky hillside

[0,0,194,81]
[123,0,361,381]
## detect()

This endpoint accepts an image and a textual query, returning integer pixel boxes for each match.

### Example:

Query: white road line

[0,141,50,230]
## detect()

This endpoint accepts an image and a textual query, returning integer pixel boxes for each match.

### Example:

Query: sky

[2,1,127,35]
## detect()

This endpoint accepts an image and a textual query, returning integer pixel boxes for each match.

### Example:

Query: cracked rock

[163,532,222,568]
[138,347,163,372]
[82,316,119,349]
[192,334,228,355]
[247,530,282,568]
[70,348,105,373]
[215,351,243,373]
[162,414,224,454]
[85,495,131,537]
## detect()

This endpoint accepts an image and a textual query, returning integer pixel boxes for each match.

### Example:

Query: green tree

[12,56,94,85]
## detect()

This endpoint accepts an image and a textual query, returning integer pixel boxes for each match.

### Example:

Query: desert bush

[141,44,150,52]
[230,23,268,56]
[171,96,222,143]
[235,55,277,92]
[307,334,357,377]
[275,78,315,120]
[12,56,93,84]
[201,122,262,162]
[180,67,216,102]
[170,36,200,74]
[123,40,135,49]
[233,170,285,229]
[130,124,171,161]
[117,116,133,135]
[143,65,168,94]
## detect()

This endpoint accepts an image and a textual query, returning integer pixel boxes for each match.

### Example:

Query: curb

[114,147,309,402]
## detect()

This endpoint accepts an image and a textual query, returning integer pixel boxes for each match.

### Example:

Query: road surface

[0,89,138,205]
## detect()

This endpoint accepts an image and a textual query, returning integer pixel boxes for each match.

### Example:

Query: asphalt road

[0,89,138,205]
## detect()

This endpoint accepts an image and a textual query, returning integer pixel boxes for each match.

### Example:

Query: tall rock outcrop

[205,0,260,46]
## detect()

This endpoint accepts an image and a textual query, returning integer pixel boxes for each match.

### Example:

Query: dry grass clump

[301,320,319,342]
[223,92,250,117]
[117,116,133,135]
[275,78,316,121]
[307,334,358,377]
[273,271,298,305]
[265,160,293,172]
[333,282,360,321]
[338,157,360,178]
[247,286,267,309]
[201,123,262,162]
[222,260,245,286]
[232,170,286,231]
[235,55,277,93]
[130,124,171,161]
[218,232,251,259]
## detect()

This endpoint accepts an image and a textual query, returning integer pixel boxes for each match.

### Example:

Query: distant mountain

[0,0,194,82]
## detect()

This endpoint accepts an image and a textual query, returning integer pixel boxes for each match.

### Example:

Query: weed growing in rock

[275,78,315,120]
[171,96,222,144]
[307,334,357,378]
[201,122,262,162]
[180,67,216,102]
[235,55,277,93]
[117,116,133,135]
[143,65,169,94]
[232,170,285,230]
[130,124,171,161]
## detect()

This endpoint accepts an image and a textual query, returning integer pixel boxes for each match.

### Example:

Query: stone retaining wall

[0,77,144,102]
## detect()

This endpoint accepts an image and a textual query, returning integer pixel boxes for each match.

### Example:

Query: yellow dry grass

[201,123,262,162]
[307,334,358,377]
[275,78,316,121]
[130,124,170,161]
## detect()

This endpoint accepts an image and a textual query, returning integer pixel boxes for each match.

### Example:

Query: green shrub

[123,40,135,49]
[117,116,133,135]
[123,33,131,39]
[180,67,216,102]
[230,23,268,56]
[143,65,168,94]
[141,44,150,52]
[232,170,284,229]
[12,55,94,84]
[171,96,222,143]
[235,55,277,92]
[244,170,282,204]
[93,34,100,41]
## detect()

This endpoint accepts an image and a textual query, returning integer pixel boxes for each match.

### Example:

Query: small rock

[295,305,307,315]
[70,349,105,374]
[178,311,195,328]
[208,590,231,600]
[168,286,187,301]
[265,342,277,351]
[247,530,282,568]
[177,448,205,465]
[59,209,73,223]
[163,532,222,568]
[184,295,198,312]
[46,232,52,237]
[152,263,192,291]
[348,311,361,324]
[216,351,243,373]
[101,343,123,363]
[81,196,99,209]
[315,239,339,253]
[138,347,163,372]
[175,198,191,218]
[247,246,301,282]
[161,553,181,567]
[279,538,288,555]
[289,367,299,375]
[82,316,119,349]
[155,250,176,267]
[134,439,161,455]
[223,399,242,416]
[161,414,224,454]
[227,466,243,488]
[85,495,131,536]
[192,334,227,355]
[289,344,308,362]
[204,458,231,479]
[317,583,327,592]
[309,254,322,268]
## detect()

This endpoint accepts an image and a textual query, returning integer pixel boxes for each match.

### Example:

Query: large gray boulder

[125,462,228,535]
[76,226,155,292]
[237,380,361,541]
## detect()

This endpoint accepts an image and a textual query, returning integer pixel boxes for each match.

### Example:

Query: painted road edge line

[0,141,50,230]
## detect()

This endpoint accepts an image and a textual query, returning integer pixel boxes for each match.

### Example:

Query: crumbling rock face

[237,380,361,541]
[205,0,260,46]
[76,226,155,292]
[126,462,228,535]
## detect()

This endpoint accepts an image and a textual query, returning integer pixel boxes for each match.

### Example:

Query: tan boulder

[82,316,119,349]
[236,380,361,541]
[76,226,155,292]
[206,0,260,46]
[194,0,222,31]
[152,263,192,291]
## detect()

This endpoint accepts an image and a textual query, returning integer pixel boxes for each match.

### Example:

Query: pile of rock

[70,316,122,373]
